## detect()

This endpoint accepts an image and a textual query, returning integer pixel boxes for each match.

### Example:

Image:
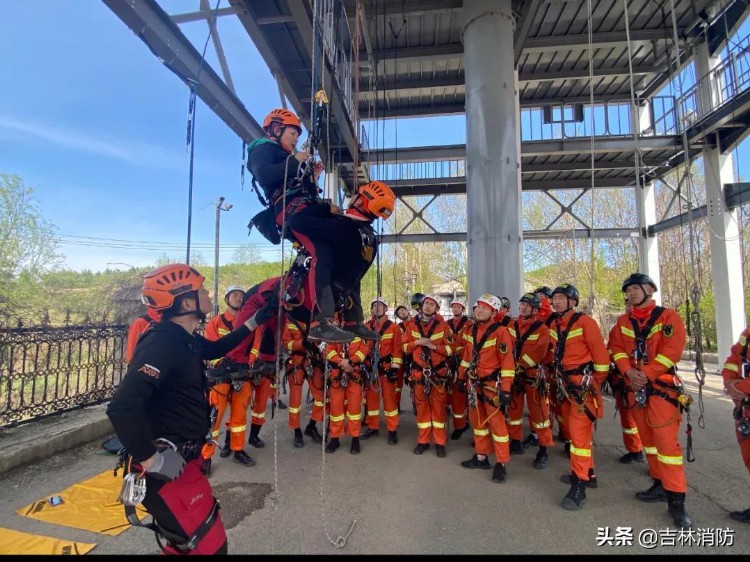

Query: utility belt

[154,438,206,462]
[205,361,249,387]
[636,372,692,412]
[513,364,538,389]
[250,371,276,386]
[734,399,750,439]
[329,369,364,388]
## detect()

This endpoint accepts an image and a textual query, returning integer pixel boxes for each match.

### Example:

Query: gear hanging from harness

[512,319,547,397]
[628,306,696,462]
[464,322,504,411]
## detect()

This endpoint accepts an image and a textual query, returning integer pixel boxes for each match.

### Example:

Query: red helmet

[263,109,302,133]
[141,264,205,311]
[358,181,396,219]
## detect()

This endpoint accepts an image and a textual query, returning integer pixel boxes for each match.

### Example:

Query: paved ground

[0,362,748,554]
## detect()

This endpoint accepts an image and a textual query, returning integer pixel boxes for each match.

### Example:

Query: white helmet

[422,294,440,307]
[224,285,245,299]
[474,294,502,313]
[371,297,388,308]
[450,301,465,309]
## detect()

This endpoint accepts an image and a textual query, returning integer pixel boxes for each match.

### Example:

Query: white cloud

[0,113,196,172]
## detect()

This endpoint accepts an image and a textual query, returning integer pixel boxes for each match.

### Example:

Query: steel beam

[170,6,242,24]
[103,0,263,142]
[345,0,462,18]
[522,30,684,53]
[379,228,638,244]
[363,136,682,164]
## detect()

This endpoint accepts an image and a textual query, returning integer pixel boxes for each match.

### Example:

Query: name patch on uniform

[138,364,161,379]
[663,325,674,337]
[499,342,508,354]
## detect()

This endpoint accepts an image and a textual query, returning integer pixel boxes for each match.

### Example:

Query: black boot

[435,444,447,458]
[342,322,379,340]
[361,428,379,440]
[461,454,491,469]
[293,428,304,448]
[276,398,287,410]
[563,441,571,458]
[387,431,398,445]
[509,439,525,455]
[561,473,587,510]
[219,432,231,458]
[619,450,644,464]
[666,491,693,528]
[636,479,667,503]
[729,508,750,523]
[521,433,539,449]
[233,450,256,466]
[491,463,507,483]
[450,426,469,440]
[533,447,548,470]
[200,458,212,475]
[350,437,361,454]
[248,424,265,448]
[560,469,597,488]
[304,421,323,443]
[413,443,430,455]
[325,437,340,454]
[308,318,355,343]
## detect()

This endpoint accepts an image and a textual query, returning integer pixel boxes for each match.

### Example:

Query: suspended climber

[244,108,396,343]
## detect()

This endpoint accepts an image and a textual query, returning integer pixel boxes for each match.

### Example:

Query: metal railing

[0,324,128,427]
[370,159,466,182]
[319,0,356,125]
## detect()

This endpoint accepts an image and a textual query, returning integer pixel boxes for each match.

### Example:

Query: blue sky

[0,0,464,272]
[0,1,747,272]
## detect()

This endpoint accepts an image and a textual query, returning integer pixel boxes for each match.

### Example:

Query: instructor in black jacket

[107,263,274,555]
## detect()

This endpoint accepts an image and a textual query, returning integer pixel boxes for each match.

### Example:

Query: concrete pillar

[462,0,521,305]
[635,181,662,306]
[695,41,745,360]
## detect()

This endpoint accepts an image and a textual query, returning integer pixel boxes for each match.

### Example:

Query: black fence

[0,324,128,428]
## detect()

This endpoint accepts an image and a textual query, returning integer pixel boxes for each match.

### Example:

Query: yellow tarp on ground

[0,527,96,555]
[16,469,145,537]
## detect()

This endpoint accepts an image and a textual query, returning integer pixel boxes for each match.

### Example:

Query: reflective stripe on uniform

[724,362,739,372]
[522,353,536,367]
[460,360,471,368]
[501,370,515,378]
[253,411,266,419]
[354,350,366,362]
[492,433,509,443]
[452,412,465,419]
[622,427,639,435]
[367,409,380,417]
[384,408,398,417]
[533,419,551,429]
[346,412,362,421]
[482,338,497,349]
[643,446,658,455]
[473,427,490,436]
[613,352,629,362]
[654,354,675,368]
[594,363,609,372]
[567,328,583,339]
[288,406,301,414]
[330,414,345,422]
[569,444,591,457]
[507,418,523,426]
[657,452,683,466]
[432,421,446,429]
[620,326,636,338]
[314,400,325,407]
[417,421,432,429]
[381,333,393,340]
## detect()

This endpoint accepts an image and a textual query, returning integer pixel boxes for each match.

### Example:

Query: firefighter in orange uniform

[506,293,553,469]
[534,286,554,322]
[246,326,277,450]
[361,298,403,444]
[324,317,365,454]
[447,301,473,440]
[403,294,454,457]
[200,286,255,475]
[723,327,750,523]
[548,284,610,510]
[608,273,691,528]
[458,294,516,483]
[607,297,645,465]
[281,316,325,447]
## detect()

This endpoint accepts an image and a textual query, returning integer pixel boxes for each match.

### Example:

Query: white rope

[586,0,596,312]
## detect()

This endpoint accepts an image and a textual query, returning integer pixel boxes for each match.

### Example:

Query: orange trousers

[468,386,510,463]
[328,375,363,438]
[448,383,468,431]
[201,381,251,459]
[615,390,643,453]
[507,380,554,446]
[364,373,400,432]
[308,364,326,423]
[249,376,272,427]
[561,395,600,482]
[630,389,686,493]
[550,378,570,441]
[286,364,307,430]
[411,369,448,446]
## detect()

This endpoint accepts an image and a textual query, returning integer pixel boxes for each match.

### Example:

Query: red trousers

[468,386,510,463]
[364,373,400,432]
[411,369,448,446]
[507,380,554,446]
[630,388,686,493]
[561,394,601,482]
[249,376,272,427]
[202,381,251,459]
[448,383,468,431]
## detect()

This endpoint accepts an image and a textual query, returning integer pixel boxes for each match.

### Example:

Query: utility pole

[212,196,233,316]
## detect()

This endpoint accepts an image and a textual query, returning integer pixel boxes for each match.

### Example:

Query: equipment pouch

[248,207,281,245]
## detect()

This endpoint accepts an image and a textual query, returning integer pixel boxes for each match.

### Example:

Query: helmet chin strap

[631,285,650,307]
[169,294,206,322]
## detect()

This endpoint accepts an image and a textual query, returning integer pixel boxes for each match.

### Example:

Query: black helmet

[622,273,658,293]
[552,284,579,304]
[410,292,426,310]
[519,292,541,310]
[498,296,511,310]
[534,286,553,298]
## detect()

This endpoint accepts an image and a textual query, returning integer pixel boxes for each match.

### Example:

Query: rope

[667,0,707,427]
[586,0,596,313]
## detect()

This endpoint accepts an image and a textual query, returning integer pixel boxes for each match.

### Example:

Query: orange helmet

[141,264,205,311]
[262,109,302,133]
[358,181,396,219]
